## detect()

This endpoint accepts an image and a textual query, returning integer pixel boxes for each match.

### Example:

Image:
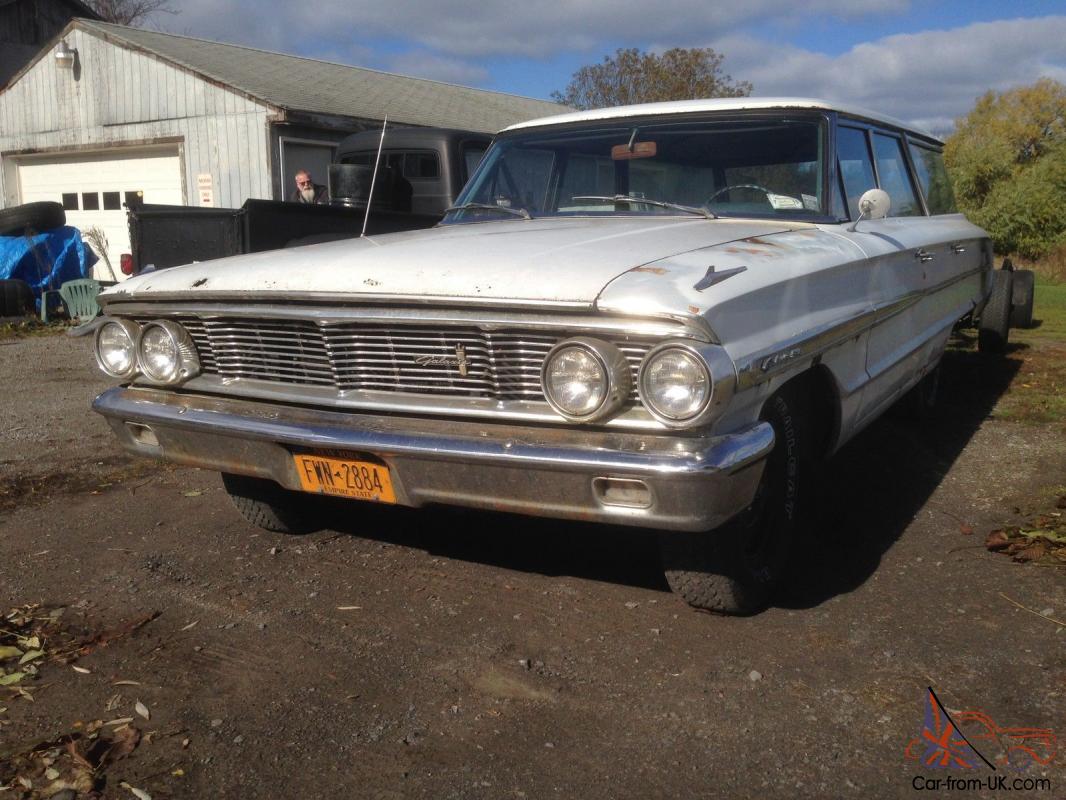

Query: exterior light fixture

[55,40,76,69]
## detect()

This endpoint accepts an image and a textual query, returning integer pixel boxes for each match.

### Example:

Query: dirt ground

[1,329,1063,799]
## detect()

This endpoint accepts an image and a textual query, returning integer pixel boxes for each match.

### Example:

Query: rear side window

[908,144,957,214]
[871,133,921,217]
[404,152,440,180]
[837,127,876,220]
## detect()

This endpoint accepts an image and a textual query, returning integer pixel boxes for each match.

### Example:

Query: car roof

[500,97,941,144]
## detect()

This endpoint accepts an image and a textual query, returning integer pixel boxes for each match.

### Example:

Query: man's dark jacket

[289,183,329,204]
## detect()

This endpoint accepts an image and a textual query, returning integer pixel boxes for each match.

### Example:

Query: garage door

[17,148,183,281]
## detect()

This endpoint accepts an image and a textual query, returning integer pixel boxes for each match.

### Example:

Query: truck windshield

[444,116,827,223]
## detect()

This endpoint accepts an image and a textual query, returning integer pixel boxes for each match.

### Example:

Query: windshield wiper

[571,195,717,219]
[445,202,532,220]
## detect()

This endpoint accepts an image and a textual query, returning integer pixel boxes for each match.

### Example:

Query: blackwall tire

[658,386,809,615]
[221,472,320,534]
[0,202,66,236]
[1009,269,1035,329]
[0,279,35,317]
[978,270,1013,354]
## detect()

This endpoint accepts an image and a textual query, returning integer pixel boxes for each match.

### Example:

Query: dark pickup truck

[125,127,491,275]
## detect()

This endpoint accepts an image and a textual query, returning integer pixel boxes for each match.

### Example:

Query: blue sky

[162,1,1066,133]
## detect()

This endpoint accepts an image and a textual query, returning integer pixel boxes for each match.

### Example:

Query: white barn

[0,19,563,273]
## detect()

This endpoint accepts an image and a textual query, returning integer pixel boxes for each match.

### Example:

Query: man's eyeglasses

[296,179,313,187]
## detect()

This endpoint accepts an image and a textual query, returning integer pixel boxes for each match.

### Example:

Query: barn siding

[0,26,275,208]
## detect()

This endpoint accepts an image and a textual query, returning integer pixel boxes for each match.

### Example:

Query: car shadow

[319,341,1022,604]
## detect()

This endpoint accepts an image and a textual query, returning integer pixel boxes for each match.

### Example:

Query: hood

[105,217,799,307]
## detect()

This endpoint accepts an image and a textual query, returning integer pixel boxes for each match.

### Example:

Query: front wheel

[658,386,809,614]
[221,472,321,534]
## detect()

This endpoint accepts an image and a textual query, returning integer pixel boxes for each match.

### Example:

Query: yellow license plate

[293,453,396,503]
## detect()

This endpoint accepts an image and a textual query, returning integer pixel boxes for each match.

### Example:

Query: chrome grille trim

[136,314,661,406]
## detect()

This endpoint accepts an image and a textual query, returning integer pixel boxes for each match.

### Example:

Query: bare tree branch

[84,0,178,28]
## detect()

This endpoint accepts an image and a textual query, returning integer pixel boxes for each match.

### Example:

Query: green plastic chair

[59,278,103,323]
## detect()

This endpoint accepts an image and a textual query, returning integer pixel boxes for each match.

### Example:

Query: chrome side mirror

[848,188,891,232]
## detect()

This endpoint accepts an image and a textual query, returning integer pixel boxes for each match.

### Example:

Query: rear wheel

[1010,269,1035,329]
[221,472,320,534]
[978,269,1013,354]
[658,385,809,614]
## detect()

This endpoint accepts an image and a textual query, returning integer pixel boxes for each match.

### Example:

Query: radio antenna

[361,115,388,238]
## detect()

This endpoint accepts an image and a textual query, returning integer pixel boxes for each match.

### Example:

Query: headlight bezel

[94,318,141,379]
[541,337,632,423]
[638,342,732,429]
[136,319,201,386]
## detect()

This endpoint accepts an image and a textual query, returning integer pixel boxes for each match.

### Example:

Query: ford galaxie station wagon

[90,98,1015,614]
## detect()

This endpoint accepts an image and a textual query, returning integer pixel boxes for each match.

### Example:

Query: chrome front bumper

[93,387,774,532]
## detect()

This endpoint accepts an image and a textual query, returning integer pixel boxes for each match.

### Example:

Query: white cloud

[164,0,908,59]
[714,16,1066,133]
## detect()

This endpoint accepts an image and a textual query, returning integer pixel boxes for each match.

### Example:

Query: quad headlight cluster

[94,318,200,385]
[541,338,730,428]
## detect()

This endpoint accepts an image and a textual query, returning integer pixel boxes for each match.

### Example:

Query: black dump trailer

[126,127,492,275]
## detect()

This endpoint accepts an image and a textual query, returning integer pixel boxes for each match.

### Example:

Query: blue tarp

[0,227,98,299]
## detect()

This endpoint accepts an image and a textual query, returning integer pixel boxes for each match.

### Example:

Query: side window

[836,127,876,220]
[461,144,487,184]
[403,152,440,180]
[908,143,957,214]
[871,133,921,217]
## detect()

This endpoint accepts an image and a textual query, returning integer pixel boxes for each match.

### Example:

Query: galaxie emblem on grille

[413,344,470,377]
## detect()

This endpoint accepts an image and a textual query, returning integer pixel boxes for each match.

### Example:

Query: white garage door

[17,148,183,281]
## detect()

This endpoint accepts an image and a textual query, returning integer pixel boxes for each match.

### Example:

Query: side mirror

[848,188,890,231]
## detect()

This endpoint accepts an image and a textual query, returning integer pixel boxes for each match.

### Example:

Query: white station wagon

[91,98,1013,614]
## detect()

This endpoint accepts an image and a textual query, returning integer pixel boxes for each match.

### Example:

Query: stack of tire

[0,201,66,317]
[978,258,1036,353]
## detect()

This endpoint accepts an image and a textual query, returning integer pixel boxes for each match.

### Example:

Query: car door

[835,125,950,423]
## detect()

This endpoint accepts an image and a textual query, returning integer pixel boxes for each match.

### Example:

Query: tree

[945,78,1066,259]
[84,0,177,27]
[551,47,752,110]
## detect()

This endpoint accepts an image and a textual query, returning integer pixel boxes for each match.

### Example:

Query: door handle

[950,243,966,254]
[914,248,935,263]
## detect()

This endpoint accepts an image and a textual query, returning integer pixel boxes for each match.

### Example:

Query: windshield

[445,115,827,223]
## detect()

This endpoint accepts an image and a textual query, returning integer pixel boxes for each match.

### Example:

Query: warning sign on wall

[197,174,214,207]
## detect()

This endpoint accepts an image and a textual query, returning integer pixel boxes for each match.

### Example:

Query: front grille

[153,316,656,403]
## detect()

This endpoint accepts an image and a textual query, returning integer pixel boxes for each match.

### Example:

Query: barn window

[82,192,100,210]
[102,192,121,210]
[61,193,79,210]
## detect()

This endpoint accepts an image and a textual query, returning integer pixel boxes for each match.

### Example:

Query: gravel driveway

[1,332,1063,799]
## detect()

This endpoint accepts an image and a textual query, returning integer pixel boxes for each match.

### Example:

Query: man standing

[290,170,328,204]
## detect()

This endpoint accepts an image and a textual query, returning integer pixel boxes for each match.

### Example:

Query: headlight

[94,319,140,379]
[136,320,200,385]
[542,337,631,422]
[640,346,711,423]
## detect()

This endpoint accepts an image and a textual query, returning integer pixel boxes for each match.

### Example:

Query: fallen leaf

[135,700,150,720]
[18,649,44,665]
[103,724,141,764]
[985,530,1011,551]
[183,490,203,497]
[120,782,152,800]
[336,606,362,611]
[0,646,22,660]
[105,717,134,726]
[45,768,59,780]
[180,620,199,631]
[0,672,26,685]
[17,777,31,790]
[1013,541,1049,563]
[22,636,40,649]
[72,665,91,674]
[113,680,141,686]
[959,523,974,536]
[181,737,190,748]
[172,768,184,777]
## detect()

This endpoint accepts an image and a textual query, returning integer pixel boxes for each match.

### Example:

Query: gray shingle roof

[79,20,566,133]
